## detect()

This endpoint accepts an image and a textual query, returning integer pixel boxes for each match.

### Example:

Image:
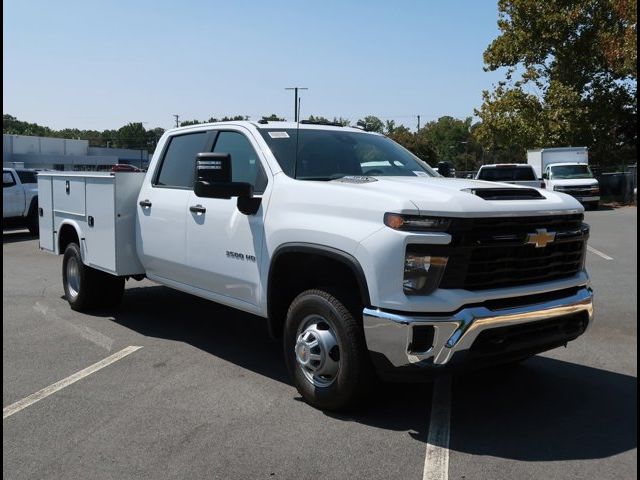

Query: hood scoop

[462,188,545,200]
[332,175,378,184]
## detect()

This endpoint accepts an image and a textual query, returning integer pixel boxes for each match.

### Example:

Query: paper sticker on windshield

[268,131,290,139]
[413,171,428,177]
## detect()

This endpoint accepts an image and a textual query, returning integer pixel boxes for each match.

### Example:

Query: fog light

[403,253,448,295]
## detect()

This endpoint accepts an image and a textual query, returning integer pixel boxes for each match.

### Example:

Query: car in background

[475,164,543,188]
[111,164,142,172]
[3,167,39,235]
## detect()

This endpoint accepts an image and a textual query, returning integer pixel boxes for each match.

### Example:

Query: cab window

[212,131,267,193]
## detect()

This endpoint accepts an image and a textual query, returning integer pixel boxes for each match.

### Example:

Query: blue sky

[3,0,505,131]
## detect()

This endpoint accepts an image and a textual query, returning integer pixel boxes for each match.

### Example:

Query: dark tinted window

[213,131,267,193]
[478,166,536,181]
[16,171,37,183]
[3,171,16,187]
[156,132,209,188]
[258,129,435,179]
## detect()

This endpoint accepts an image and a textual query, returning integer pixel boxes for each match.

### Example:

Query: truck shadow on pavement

[106,284,636,460]
[448,356,637,461]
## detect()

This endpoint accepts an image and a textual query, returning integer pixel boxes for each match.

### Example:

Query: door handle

[139,199,152,208]
[189,205,206,214]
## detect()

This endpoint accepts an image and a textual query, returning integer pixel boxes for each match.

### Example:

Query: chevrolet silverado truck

[3,167,39,235]
[38,121,594,410]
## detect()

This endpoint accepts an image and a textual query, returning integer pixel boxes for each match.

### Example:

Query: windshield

[258,128,436,180]
[478,166,536,181]
[549,164,594,179]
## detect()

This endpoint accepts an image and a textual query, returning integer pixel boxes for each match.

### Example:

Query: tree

[261,114,286,122]
[419,116,481,170]
[356,115,384,133]
[116,122,148,149]
[3,114,53,137]
[387,125,438,166]
[476,0,637,168]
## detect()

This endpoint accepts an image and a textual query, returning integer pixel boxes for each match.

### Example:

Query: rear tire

[284,289,374,411]
[27,202,39,236]
[62,243,124,311]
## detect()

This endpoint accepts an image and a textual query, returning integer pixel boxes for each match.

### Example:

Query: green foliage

[3,115,166,151]
[387,125,438,166]
[261,114,286,122]
[418,116,482,171]
[305,115,350,126]
[356,115,384,133]
[477,0,637,168]
[3,114,54,137]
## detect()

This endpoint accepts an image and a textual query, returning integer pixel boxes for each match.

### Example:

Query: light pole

[285,87,308,122]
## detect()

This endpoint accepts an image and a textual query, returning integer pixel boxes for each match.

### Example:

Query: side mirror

[194,153,253,199]
[542,173,548,180]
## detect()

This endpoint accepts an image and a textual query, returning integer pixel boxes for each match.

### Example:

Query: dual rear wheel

[62,243,124,311]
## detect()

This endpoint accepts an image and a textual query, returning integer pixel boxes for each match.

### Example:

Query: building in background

[2,134,150,171]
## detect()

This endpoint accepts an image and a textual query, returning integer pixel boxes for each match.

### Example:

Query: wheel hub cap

[295,317,340,387]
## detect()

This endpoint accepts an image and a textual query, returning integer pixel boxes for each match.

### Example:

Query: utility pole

[417,115,421,131]
[285,87,308,122]
[173,114,180,128]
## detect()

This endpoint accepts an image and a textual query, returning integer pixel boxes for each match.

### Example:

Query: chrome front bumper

[363,287,593,369]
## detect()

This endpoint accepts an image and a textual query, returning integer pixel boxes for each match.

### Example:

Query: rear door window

[16,171,38,183]
[155,132,210,188]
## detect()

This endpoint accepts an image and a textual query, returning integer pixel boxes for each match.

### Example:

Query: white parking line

[3,346,142,420]
[587,245,614,260]
[33,302,114,351]
[423,375,452,480]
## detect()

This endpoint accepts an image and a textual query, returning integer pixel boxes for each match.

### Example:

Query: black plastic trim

[267,243,371,336]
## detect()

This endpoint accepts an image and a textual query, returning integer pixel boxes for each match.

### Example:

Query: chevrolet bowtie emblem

[526,228,556,248]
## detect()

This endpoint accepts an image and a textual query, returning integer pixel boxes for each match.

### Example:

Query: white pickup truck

[38,121,594,410]
[3,167,40,235]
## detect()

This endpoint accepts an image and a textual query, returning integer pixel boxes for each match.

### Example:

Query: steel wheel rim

[66,257,80,299]
[295,314,341,388]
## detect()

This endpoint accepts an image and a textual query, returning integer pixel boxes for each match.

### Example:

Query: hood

[327,176,583,217]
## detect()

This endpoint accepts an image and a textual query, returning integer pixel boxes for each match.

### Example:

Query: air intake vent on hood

[463,188,544,200]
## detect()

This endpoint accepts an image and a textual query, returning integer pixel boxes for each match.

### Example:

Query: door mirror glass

[542,172,549,180]
[194,152,254,199]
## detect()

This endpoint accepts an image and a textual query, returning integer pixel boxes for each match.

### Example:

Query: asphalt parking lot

[3,207,637,480]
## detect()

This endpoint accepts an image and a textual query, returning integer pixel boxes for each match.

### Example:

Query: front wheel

[62,243,124,311]
[284,289,373,411]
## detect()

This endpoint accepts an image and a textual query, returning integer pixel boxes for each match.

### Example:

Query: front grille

[408,214,588,291]
[556,187,596,196]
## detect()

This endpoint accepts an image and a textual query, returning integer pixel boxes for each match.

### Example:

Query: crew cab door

[137,130,214,285]
[3,170,24,218]
[185,129,270,306]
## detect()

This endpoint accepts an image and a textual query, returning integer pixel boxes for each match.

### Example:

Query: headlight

[384,213,451,232]
[403,251,448,295]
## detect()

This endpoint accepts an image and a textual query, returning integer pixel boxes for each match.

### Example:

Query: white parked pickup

[39,121,594,410]
[3,167,40,234]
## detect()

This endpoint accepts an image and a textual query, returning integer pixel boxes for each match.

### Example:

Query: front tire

[284,289,373,411]
[62,243,124,311]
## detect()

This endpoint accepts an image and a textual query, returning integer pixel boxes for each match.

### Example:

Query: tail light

[540,181,546,189]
